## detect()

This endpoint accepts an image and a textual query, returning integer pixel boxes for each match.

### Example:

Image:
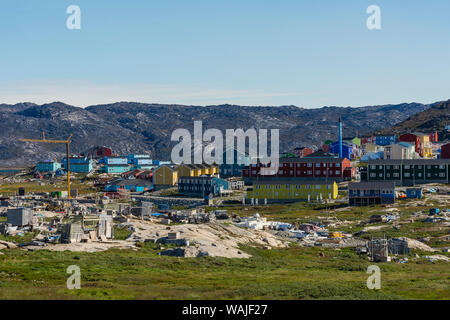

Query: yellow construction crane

[20,132,73,199]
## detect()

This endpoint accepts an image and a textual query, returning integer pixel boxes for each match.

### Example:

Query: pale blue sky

[1,0,449,108]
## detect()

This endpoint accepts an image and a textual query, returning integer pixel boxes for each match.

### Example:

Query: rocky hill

[0,101,433,166]
[376,99,450,141]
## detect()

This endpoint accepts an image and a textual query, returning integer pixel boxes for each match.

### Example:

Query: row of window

[252,163,341,168]
[370,164,446,170]
[253,192,332,197]
[251,170,341,175]
[370,172,446,178]
[255,184,332,190]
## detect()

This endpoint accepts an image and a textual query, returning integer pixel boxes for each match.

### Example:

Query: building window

[370,173,376,177]
[336,170,340,175]
[371,165,376,169]
[405,172,410,177]
[393,173,399,178]
[316,185,321,189]
[439,173,445,177]
[336,163,340,168]
[307,163,312,167]
[316,163,321,167]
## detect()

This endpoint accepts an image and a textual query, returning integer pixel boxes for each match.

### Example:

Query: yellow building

[418,134,433,158]
[247,180,338,202]
[176,164,219,177]
[153,165,178,187]
[177,164,198,177]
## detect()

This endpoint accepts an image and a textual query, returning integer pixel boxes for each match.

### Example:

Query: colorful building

[441,142,450,159]
[36,160,61,172]
[243,156,352,181]
[106,179,153,192]
[374,135,396,146]
[102,164,130,174]
[153,165,178,188]
[247,180,338,203]
[178,176,229,198]
[348,181,395,206]
[383,142,419,160]
[293,147,313,158]
[62,157,93,173]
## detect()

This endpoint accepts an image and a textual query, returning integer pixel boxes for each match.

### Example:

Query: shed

[406,188,422,199]
[6,208,34,226]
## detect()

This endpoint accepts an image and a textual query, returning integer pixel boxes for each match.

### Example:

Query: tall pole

[339,117,343,159]
[66,142,71,199]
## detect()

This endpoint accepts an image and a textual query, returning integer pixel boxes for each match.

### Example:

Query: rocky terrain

[376,99,450,140]
[0,100,433,166]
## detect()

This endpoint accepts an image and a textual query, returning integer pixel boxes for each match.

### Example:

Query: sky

[1,0,450,108]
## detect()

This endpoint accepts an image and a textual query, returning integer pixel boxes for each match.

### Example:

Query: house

[374,135,396,146]
[348,181,395,206]
[153,164,178,189]
[293,147,313,158]
[219,148,250,177]
[363,143,384,154]
[62,157,93,173]
[247,180,338,203]
[242,155,352,182]
[36,160,61,172]
[329,141,353,160]
[417,134,433,158]
[84,146,112,159]
[103,157,128,165]
[406,187,422,199]
[177,164,218,178]
[102,164,131,174]
[383,142,419,160]
[399,133,420,153]
[178,176,229,198]
[228,178,245,190]
[361,159,450,185]
[441,142,450,159]
[105,179,153,192]
[400,133,433,158]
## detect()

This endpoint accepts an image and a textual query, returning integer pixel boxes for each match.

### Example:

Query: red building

[441,143,450,159]
[429,131,438,143]
[399,133,420,153]
[243,157,352,181]
[293,147,313,158]
[85,146,113,159]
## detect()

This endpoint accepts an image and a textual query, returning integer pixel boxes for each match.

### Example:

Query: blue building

[329,141,352,160]
[374,135,396,146]
[406,188,422,199]
[127,154,151,164]
[178,176,230,198]
[36,160,61,172]
[348,181,395,206]
[103,157,128,165]
[102,164,130,174]
[62,157,93,173]
[219,148,250,177]
[106,179,153,192]
[153,160,171,166]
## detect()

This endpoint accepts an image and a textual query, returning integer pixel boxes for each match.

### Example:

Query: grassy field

[0,180,98,196]
[0,243,448,300]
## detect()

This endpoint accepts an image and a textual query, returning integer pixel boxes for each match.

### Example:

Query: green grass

[0,243,448,300]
